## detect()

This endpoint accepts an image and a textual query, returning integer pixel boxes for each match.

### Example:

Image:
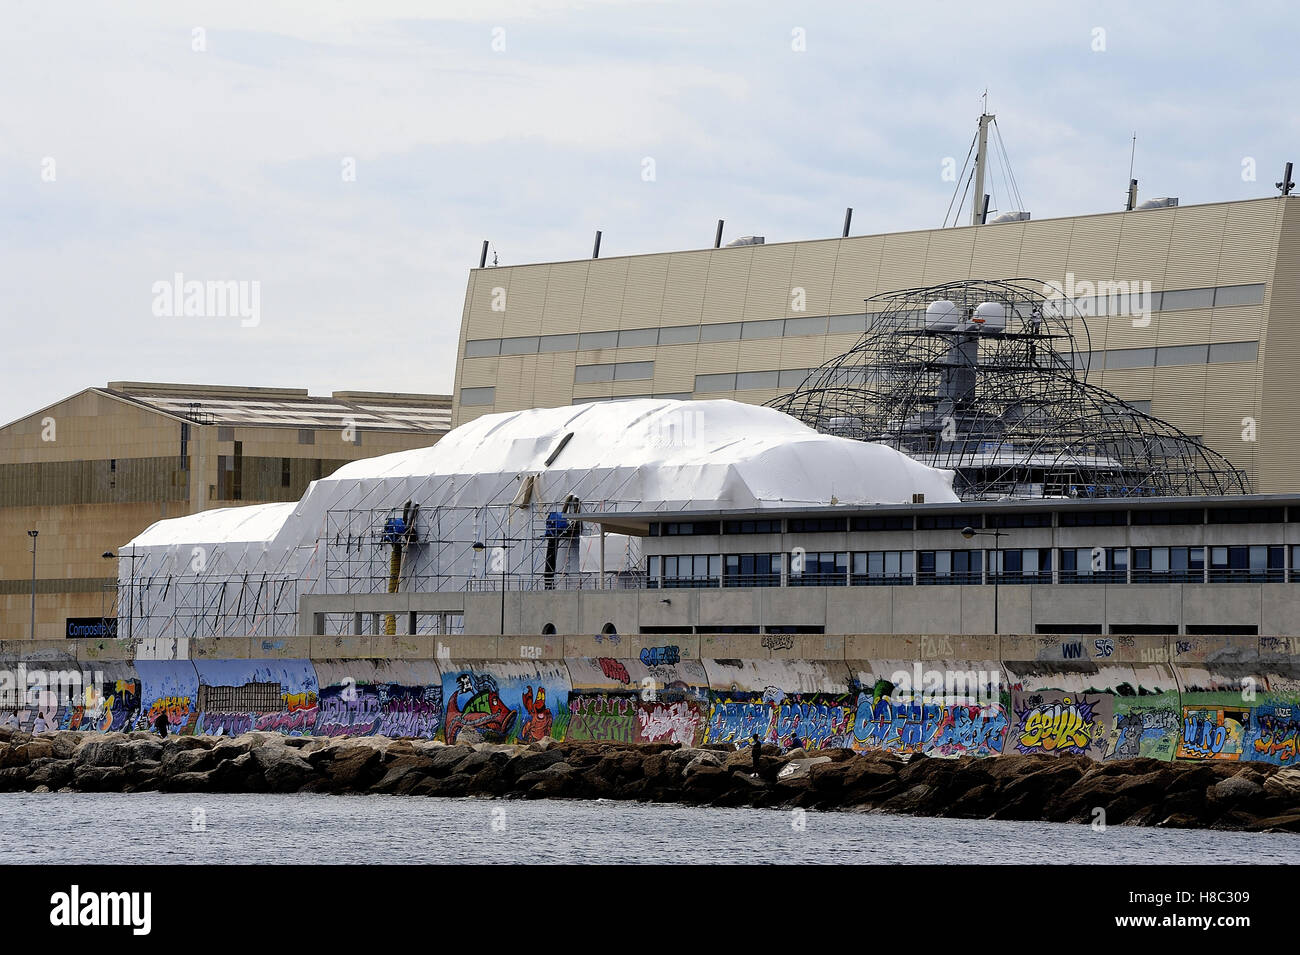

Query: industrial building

[451,193,1300,493]
[0,382,451,640]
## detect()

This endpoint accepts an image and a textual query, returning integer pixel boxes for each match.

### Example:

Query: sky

[2,0,1297,426]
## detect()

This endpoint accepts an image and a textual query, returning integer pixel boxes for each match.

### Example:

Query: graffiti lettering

[597,658,631,685]
[640,646,680,667]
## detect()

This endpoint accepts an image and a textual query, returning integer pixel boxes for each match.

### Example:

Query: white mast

[971,105,994,226]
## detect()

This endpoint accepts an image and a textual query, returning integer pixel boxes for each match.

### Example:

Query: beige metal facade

[453,195,1300,494]
[0,382,451,640]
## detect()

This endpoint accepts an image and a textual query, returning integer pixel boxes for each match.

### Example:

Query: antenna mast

[971,95,995,226]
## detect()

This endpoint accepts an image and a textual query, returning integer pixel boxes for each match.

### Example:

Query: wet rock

[27,758,74,790]
[1208,775,1264,809]
[251,745,315,792]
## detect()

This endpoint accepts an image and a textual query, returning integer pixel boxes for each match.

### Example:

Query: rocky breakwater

[2,728,1299,832]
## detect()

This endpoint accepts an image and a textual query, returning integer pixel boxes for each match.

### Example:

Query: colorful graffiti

[1250,704,1300,764]
[1011,692,1111,757]
[6,643,1295,765]
[568,694,636,744]
[445,672,516,744]
[637,700,706,746]
[1177,706,1249,761]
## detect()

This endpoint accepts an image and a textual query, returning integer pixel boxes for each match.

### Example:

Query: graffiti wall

[846,659,1009,757]
[135,661,200,734]
[192,659,319,737]
[704,659,855,751]
[2,633,1296,763]
[441,661,571,745]
[565,650,710,746]
[314,659,444,739]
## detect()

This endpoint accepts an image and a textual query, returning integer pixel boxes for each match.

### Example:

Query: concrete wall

[2,634,1295,766]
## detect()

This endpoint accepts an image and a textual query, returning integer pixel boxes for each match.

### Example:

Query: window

[1213,284,1265,307]
[724,553,782,587]
[280,458,291,488]
[659,521,720,536]
[736,370,780,390]
[1208,341,1258,363]
[850,515,915,531]
[217,426,234,442]
[851,550,914,586]
[1035,623,1104,634]
[460,387,495,406]
[918,549,982,584]
[1207,545,1284,583]
[1209,507,1284,524]
[788,551,848,586]
[617,328,659,348]
[1059,510,1125,527]
[700,323,742,342]
[658,325,699,345]
[695,373,737,393]
[575,364,615,383]
[1105,348,1157,370]
[778,368,813,389]
[660,554,720,588]
[539,333,579,352]
[1131,509,1203,525]
[788,517,847,533]
[986,512,1053,528]
[297,429,315,445]
[1160,288,1215,311]
[828,314,867,334]
[541,623,557,635]
[578,330,619,349]
[784,316,827,337]
[1059,547,1127,583]
[500,336,539,355]
[723,519,781,534]
[990,548,1053,583]
[1156,344,1209,366]
[614,361,654,380]
[464,339,500,357]
[741,319,784,339]
[918,514,975,530]
[601,622,618,635]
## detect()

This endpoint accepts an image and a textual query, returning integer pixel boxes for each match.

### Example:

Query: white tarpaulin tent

[119,399,957,636]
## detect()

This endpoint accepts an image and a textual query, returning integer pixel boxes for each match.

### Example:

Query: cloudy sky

[2,0,1296,426]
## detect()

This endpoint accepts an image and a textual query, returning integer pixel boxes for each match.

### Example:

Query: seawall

[1,632,1297,767]
[2,731,1299,832]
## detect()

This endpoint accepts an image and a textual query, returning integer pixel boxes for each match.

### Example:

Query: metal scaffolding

[768,278,1250,500]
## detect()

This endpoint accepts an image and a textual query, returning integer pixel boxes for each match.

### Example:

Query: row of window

[647,507,1296,535]
[699,340,1259,395]
[461,284,1265,359]
[1069,339,1258,373]
[647,545,1296,587]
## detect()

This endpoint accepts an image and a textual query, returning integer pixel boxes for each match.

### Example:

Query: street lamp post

[472,539,510,635]
[27,530,38,640]
[102,550,141,640]
[961,525,1007,634]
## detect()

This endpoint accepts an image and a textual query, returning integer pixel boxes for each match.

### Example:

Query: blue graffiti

[640,645,680,667]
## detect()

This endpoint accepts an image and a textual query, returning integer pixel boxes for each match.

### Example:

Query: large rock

[73,764,128,792]
[683,752,724,777]
[1208,775,1264,809]
[27,758,75,790]
[369,756,436,795]
[1263,768,1300,801]
[320,746,384,789]
[251,745,315,792]
[74,737,132,768]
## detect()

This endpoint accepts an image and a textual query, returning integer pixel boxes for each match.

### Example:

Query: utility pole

[27,530,38,640]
